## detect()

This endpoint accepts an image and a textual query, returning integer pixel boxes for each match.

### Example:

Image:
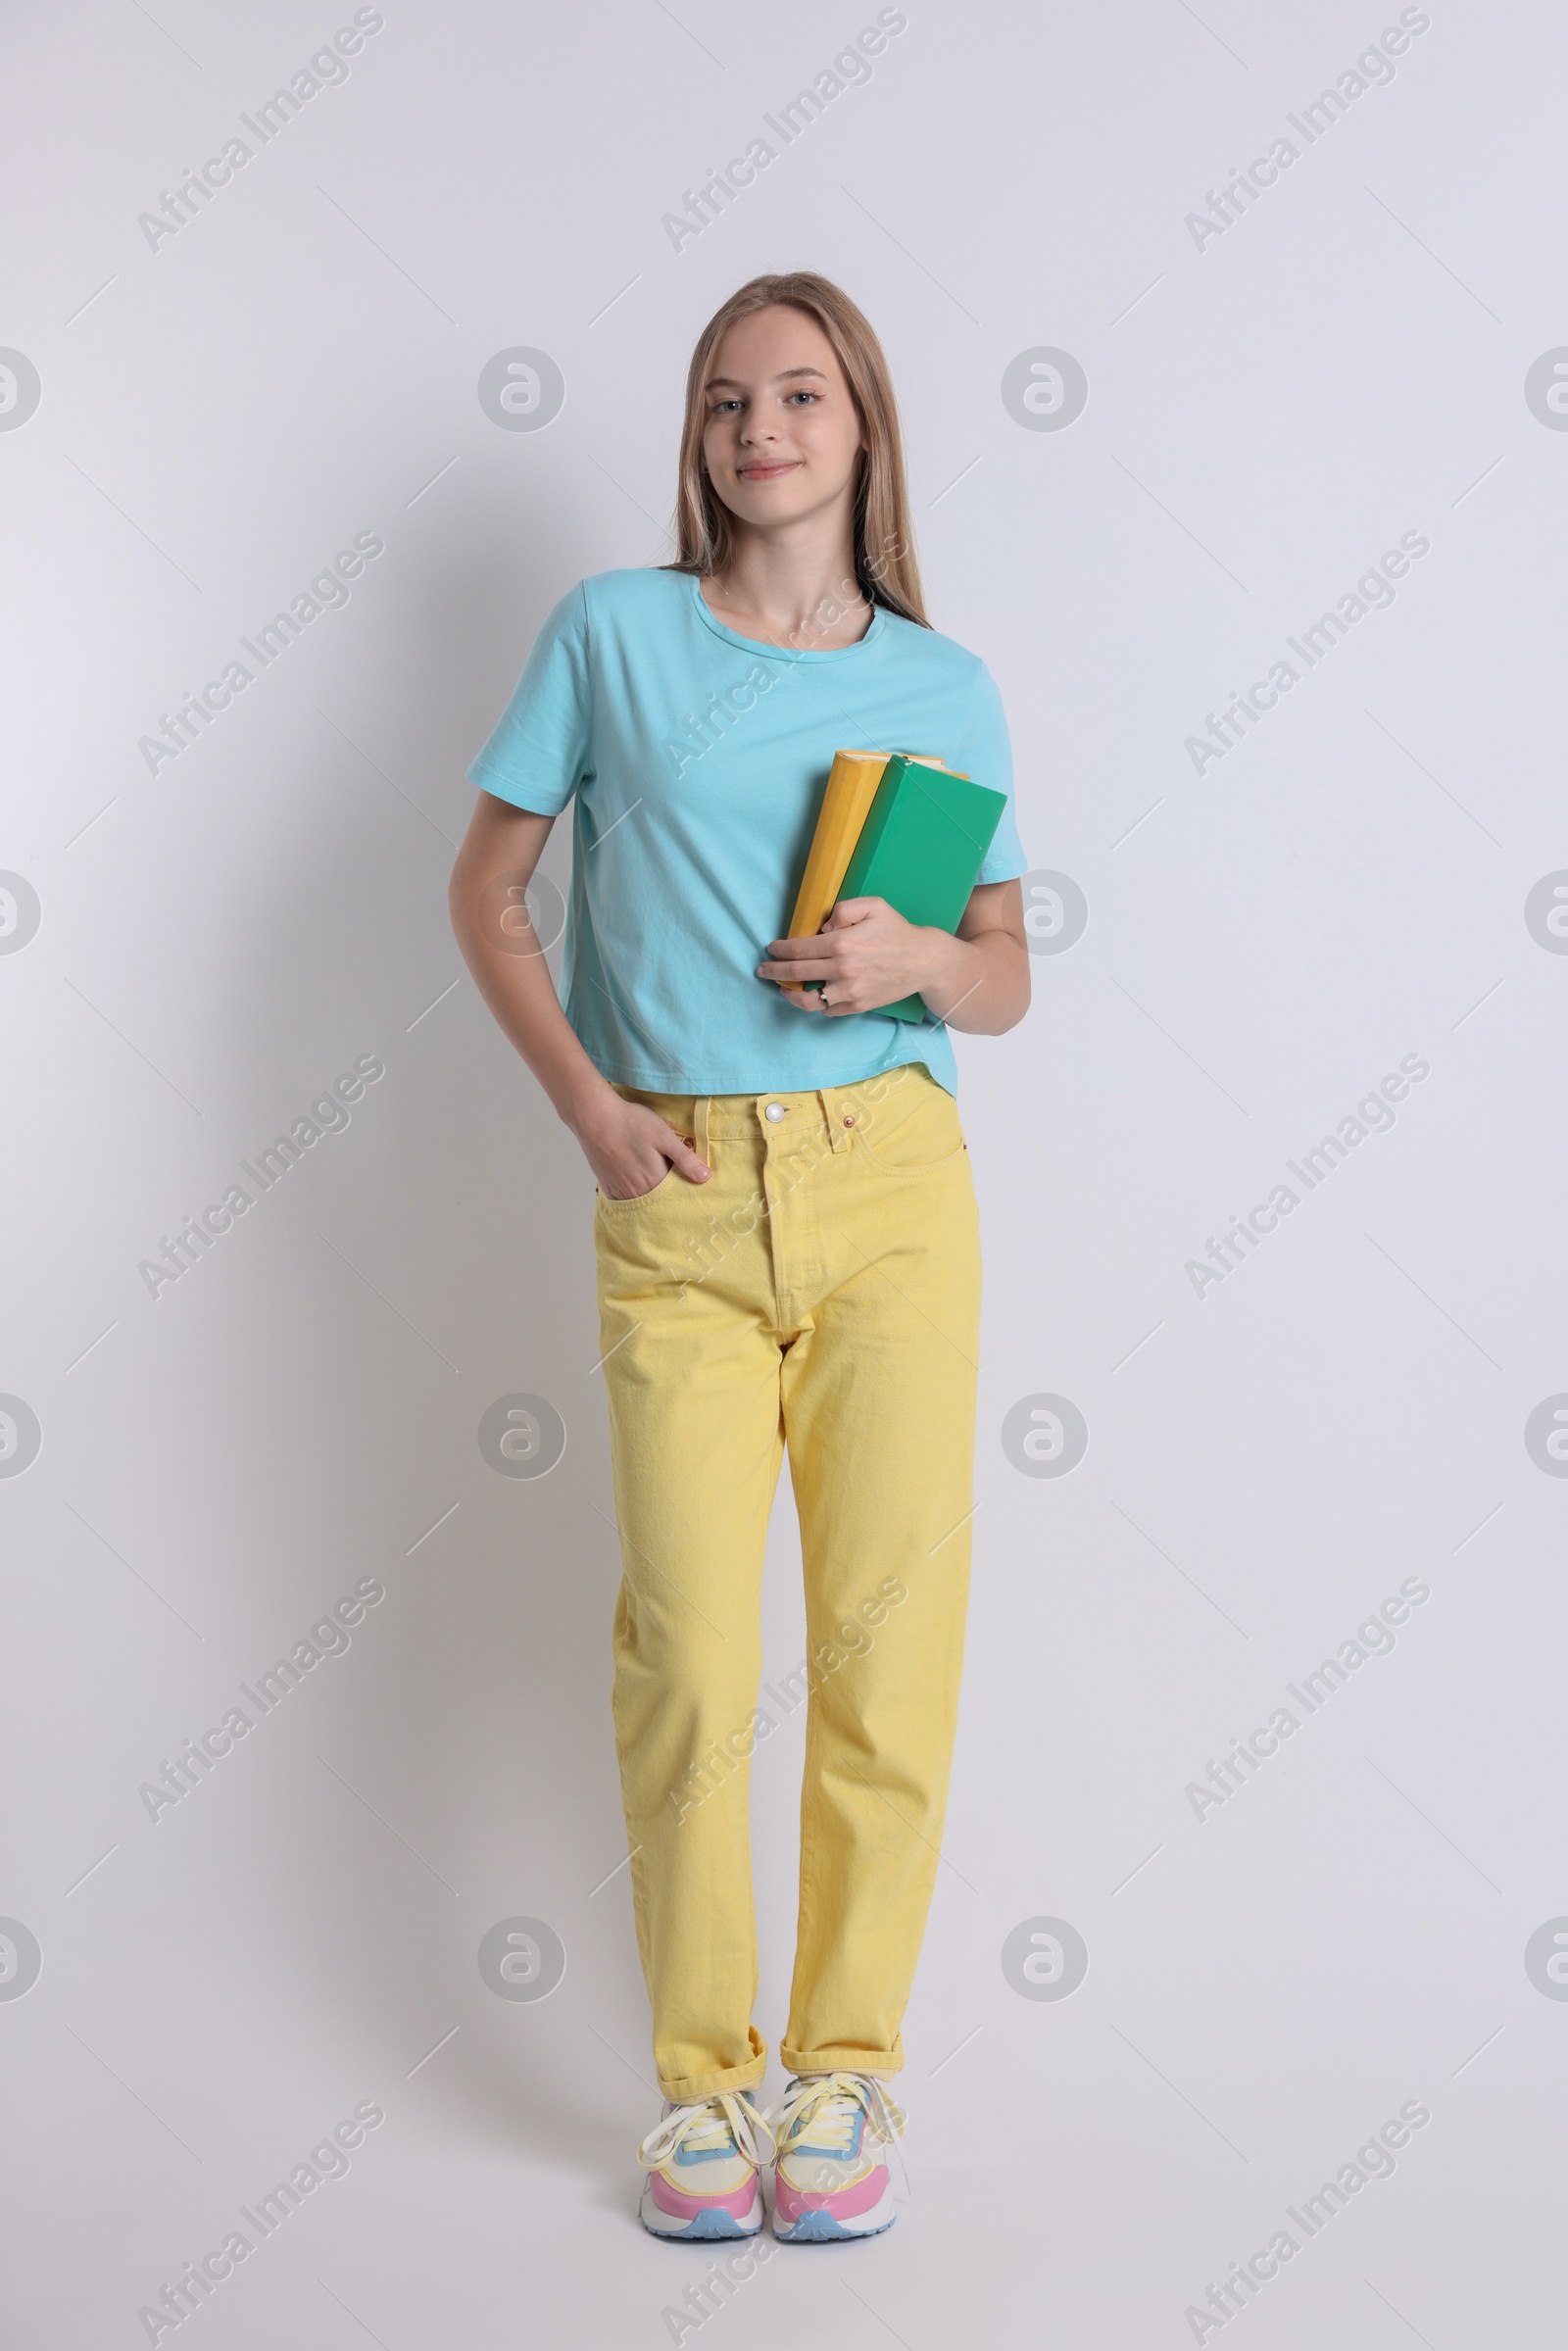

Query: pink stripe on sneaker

[774,2163,889,2223]
[648,2170,759,2221]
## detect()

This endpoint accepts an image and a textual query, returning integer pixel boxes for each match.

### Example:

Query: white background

[4,1,1565,2342]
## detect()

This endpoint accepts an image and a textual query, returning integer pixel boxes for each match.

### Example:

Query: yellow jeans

[592,1062,982,2102]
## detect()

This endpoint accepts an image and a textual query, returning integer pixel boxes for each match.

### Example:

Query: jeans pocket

[850,1073,967,1176]
[596,1166,678,1212]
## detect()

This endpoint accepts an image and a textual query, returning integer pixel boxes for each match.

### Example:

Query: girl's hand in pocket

[573,1096,710,1200]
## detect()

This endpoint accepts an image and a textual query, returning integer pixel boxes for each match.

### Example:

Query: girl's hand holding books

[759,897,946,1016]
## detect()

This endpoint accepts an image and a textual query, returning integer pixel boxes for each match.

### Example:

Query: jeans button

[764,1102,787,1122]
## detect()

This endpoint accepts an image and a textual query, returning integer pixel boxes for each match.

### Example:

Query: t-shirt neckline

[686,571,886,662]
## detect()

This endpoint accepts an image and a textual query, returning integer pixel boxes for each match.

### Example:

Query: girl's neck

[701,521,872,651]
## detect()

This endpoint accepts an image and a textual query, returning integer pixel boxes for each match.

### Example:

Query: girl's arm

[758,879,1031,1034]
[448,792,710,1197]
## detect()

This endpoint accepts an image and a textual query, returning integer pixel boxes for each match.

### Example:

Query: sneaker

[764,2071,906,2242]
[637,2089,773,2239]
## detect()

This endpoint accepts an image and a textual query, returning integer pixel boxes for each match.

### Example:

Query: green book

[836,753,1007,1021]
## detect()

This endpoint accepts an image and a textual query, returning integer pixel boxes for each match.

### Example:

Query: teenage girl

[450,271,1029,2242]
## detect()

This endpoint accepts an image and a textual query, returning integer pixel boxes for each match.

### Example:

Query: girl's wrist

[909,925,966,1002]
[560,1070,621,1140]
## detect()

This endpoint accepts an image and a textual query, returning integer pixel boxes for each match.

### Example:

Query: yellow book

[782,750,953,999]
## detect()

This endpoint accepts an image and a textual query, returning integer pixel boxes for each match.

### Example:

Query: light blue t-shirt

[466,567,1028,1098]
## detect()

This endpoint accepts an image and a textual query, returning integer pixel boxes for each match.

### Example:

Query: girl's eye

[787,391,820,406]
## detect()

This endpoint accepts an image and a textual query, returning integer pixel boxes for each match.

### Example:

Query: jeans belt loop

[697,1096,711,1161]
[820,1086,852,1152]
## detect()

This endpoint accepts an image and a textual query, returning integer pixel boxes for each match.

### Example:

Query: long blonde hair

[665,271,928,628]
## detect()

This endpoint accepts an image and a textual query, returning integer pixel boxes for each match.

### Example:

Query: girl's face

[700,305,867,537]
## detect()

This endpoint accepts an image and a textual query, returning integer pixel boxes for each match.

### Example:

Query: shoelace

[761,2071,906,2166]
[637,2090,776,2173]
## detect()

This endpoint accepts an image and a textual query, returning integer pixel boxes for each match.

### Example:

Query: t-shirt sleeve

[466,581,592,816]
[955,661,1029,884]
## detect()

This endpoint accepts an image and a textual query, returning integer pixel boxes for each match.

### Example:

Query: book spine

[784,754,891,998]
[789,754,883,934]
[839,757,909,900]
